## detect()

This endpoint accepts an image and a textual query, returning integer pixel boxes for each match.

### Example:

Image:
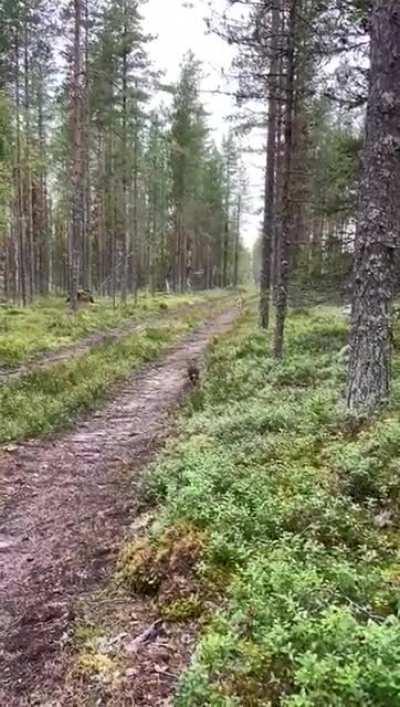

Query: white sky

[142,0,264,248]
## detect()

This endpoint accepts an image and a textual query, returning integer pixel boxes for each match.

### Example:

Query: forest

[1,0,400,705]
[0,0,250,302]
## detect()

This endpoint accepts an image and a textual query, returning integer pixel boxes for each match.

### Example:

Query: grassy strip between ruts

[0,298,230,443]
[118,304,400,706]
[0,291,227,369]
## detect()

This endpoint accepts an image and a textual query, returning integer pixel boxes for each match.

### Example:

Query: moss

[117,537,166,595]
[73,621,104,646]
[117,523,206,597]
[75,651,116,679]
[200,566,233,595]
[160,596,204,623]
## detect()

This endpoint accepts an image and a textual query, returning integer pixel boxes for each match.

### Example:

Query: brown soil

[0,307,237,705]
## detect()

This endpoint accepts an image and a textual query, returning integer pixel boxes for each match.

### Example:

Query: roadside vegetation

[1,0,399,703]
[0,296,229,443]
[0,291,225,370]
[116,304,400,706]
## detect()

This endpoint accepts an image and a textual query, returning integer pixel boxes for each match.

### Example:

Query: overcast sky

[142,0,264,248]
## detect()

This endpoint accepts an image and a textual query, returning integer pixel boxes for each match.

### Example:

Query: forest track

[0,295,229,385]
[0,306,238,704]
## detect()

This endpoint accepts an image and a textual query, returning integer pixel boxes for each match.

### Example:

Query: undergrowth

[0,291,224,368]
[122,305,400,706]
[0,306,209,442]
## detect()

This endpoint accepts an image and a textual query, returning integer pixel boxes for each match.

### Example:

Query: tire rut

[0,306,238,703]
[0,297,229,385]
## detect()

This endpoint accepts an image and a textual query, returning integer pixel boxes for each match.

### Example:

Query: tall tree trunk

[273,0,297,359]
[233,193,241,288]
[37,67,50,295]
[82,0,92,292]
[132,92,139,301]
[271,30,285,305]
[222,218,229,288]
[23,10,34,302]
[70,0,84,312]
[260,0,280,329]
[14,36,27,307]
[346,1,400,412]
[174,210,182,292]
[6,216,18,302]
[120,8,129,305]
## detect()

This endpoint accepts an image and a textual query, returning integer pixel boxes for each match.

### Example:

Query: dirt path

[0,318,150,384]
[0,307,238,704]
[0,296,229,385]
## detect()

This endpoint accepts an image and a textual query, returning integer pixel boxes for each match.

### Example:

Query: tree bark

[70,0,84,312]
[121,5,129,305]
[347,1,400,412]
[271,21,285,305]
[222,218,229,288]
[82,0,92,292]
[273,0,297,358]
[37,66,50,295]
[260,1,280,329]
[14,35,27,307]
[132,87,139,301]
[233,193,241,288]
[23,11,34,302]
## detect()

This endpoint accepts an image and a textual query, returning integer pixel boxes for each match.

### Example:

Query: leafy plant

[135,306,400,706]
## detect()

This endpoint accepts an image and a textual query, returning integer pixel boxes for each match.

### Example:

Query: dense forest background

[0,0,251,306]
[0,0,365,311]
[3,3,400,703]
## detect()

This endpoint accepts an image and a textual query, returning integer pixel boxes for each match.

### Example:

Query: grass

[0,300,222,443]
[118,304,400,706]
[0,290,226,369]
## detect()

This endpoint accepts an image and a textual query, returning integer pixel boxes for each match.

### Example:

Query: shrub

[117,523,206,598]
[135,306,400,706]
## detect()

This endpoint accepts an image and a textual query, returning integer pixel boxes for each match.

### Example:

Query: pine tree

[144,109,170,291]
[170,51,208,292]
[346,0,400,412]
[0,2,246,303]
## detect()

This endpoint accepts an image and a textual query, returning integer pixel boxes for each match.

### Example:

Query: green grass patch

[0,291,225,369]
[0,304,212,442]
[126,305,400,706]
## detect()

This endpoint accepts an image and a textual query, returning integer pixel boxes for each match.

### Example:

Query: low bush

[0,291,226,368]
[138,306,400,706]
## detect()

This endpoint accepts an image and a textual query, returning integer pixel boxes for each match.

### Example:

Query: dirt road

[0,307,238,704]
[0,296,229,385]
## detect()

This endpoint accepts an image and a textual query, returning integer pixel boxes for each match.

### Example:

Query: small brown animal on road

[187,361,200,386]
